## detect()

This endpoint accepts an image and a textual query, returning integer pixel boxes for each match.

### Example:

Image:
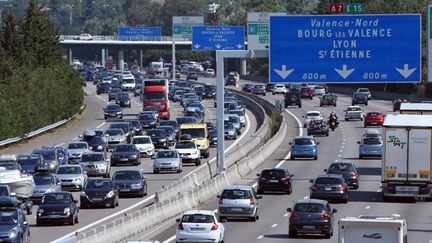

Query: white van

[121,74,136,90]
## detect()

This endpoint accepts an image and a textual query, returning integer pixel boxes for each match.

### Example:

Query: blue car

[0,197,31,243]
[358,137,383,159]
[290,136,319,160]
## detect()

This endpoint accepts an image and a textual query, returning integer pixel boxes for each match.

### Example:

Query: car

[138,113,159,129]
[257,168,294,194]
[228,110,246,127]
[393,98,409,111]
[184,103,205,117]
[307,119,329,136]
[181,92,199,106]
[289,136,319,160]
[176,116,198,126]
[112,170,148,197]
[218,185,262,221]
[252,85,266,96]
[224,122,237,140]
[309,174,349,203]
[313,85,326,96]
[319,93,337,107]
[303,111,323,127]
[157,125,177,146]
[31,171,62,204]
[352,92,368,105]
[32,147,68,172]
[110,144,140,166]
[105,128,127,149]
[204,68,215,77]
[80,152,111,178]
[364,112,384,127]
[356,87,371,100]
[176,210,225,243]
[266,83,276,92]
[225,73,237,86]
[55,164,87,191]
[80,178,119,208]
[126,119,144,135]
[242,84,255,93]
[324,162,359,189]
[224,114,241,135]
[134,83,143,97]
[96,82,111,95]
[116,93,132,108]
[175,137,201,166]
[109,122,135,143]
[284,92,302,108]
[208,129,217,146]
[300,87,314,99]
[147,129,169,149]
[80,129,107,152]
[0,197,31,242]
[172,89,185,102]
[16,154,45,174]
[66,142,90,163]
[358,136,383,159]
[131,136,155,157]
[108,88,122,101]
[186,71,198,81]
[36,192,79,226]
[159,120,180,135]
[272,84,287,95]
[223,101,240,114]
[153,149,182,174]
[287,199,337,239]
[344,106,364,121]
[103,104,123,119]
[362,128,383,140]
[76,33,93,40]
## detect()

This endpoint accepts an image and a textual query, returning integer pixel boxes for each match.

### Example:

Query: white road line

[365,206,371,210]
[339,149,343,153]
[96,122,106,128]
[271,224,278,228]
[284,213,289,217]
[257,235,264,240]
[55,142,65,147]
[304,196,309,199]
[338,154,342,157]
[162,235,176,243]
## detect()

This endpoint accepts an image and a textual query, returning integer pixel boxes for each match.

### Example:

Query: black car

[176,116,198,126]
[126,119,143,135]
[285,92,302,108]
[112,170,148,197]
[157,125,176,146]
[32,147,68,172]
[352,92,368,106]
[242,84,255,93]
[288,199,337,239]
[110,144,140,166]
[96,82,111,95]
[134,83,143,97]
[83,136,107,152]
[147,129,169,149]
[159,120,179,135]
[186,71,198,81]
[184,111,204,123]
[80,179,119,208]
[16,154,45,174]
[138,113,158,129]
[109,122,135,143]
[309,174,349,203]
[31,172,62,204]
[252,85,266,96]
[108,88,122,101]
[225,73,236,86]
[208,129,217,146]
[257,168,294,194]
[319,93,337,107]
[0,197,31,243]
[203,85,216,99]
[36,192,79,226]
[266,83,276,92]
[324,162,359,189]
[116,94,132,108]
[103,104,123,119]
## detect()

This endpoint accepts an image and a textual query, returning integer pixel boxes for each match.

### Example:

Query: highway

[1,81,260,243]
[138,78,432,243]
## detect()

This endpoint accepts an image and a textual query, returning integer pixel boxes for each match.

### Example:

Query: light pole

[79,0,82,16]
[64,4,73,25]
[102,4,109,18]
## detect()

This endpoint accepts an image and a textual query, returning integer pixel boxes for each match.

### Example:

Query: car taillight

[250,197,255,205]
[351,172,358,177]
[310,185,320,191]
[177,223,184,230]
[321,212,331,220]
[290,211,297,220]
[211,223,218,231]
[281,178,289,184]
[259,177,266,182]
[338,185,347,191]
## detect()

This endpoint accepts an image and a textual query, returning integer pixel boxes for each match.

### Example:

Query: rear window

[221,189,251,199]
[315,178,342,185]
[261,170,286,179]
[293,138,313,145]
[294,203,326,213]
[367,112,381,117]
[328,164,354,172]
[182,214,214,223]
[363,138,382,145]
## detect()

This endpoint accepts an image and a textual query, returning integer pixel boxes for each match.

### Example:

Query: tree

[159,0,207,35]
[124,0,161,27]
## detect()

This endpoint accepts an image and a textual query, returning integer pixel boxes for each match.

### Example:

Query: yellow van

[179,123,209,158]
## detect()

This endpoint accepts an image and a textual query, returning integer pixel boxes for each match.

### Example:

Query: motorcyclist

[329,111,338,121]
[328,111,338,131]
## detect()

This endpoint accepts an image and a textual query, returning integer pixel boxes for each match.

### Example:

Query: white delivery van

[339,215,407,243]
[120,74,136,90]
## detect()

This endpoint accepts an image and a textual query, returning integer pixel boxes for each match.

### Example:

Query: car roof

[294,136,314,140]
[58,164,82,168]
[183,210,215,215]
[294,198,327,205]
[348,105,362,108]
[223,185,253,190]
[316,174,343,179]
[306,111,321,114]
[330,161,355,166]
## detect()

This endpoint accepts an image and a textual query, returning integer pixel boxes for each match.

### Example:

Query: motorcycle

[328,118,338,131]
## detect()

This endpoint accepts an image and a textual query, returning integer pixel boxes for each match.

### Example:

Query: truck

[338,215,407,243]
[382,114,432,201]
[142,79,170,120]
[149,62,165,75]
[179,123,210,158]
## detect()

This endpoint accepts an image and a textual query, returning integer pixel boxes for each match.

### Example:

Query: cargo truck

[338,215,407,243]
[142,79,170,120]
[381,114,432,201]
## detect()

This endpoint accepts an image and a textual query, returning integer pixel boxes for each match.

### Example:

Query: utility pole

[64,4,73,25]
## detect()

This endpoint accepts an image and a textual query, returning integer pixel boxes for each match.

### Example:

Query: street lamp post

[103,4,109,18]
[64,4,73,25]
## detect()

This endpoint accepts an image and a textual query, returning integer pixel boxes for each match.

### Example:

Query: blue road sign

[118,27,161,41]
[192,26,245,51]
[270,15,421,83]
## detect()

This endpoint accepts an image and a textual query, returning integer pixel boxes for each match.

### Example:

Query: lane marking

[96,122,106,128]
[257,235,264,240]
[338,154,342,157]
[162,235,176,243]
[284,213,289,217]
[271,224,278,228]
[55,142,65,147]
[365,206,371,210]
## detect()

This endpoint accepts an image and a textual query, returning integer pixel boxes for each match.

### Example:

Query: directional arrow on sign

[215,43,222,49]
[236,43,243,49]
[273,65,295,79]
[334,65,355,79]
[193,43,201,49]
[395,64,416,78]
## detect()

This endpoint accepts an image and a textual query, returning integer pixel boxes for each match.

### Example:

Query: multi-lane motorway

[137,78,432,243]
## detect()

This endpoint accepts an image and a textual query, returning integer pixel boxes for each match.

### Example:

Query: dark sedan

[36,192,79,226]
[108,88,122,101]
[110,144,140,166]
[80,179,119,208]
[186,71,198,80]
[138,113,158,129]
[288,199,337,239]
[203,85,216,99]
[84,136,107,152]
[309,174,348,203]
[257,168,294,194]
[242,84,255,93]
[112,170,148,197]
[324,162,359,189]
[352,92,368,106]
[96,82,111,95]
[147,129,169,149]
[208,129,217,146]
[176,116,198,126]
[252,85,266,96]
[17,154,45,174]
[157,125,176,146]
[103,104,123,119]
[116,94,132,108]
[159,120,179,135]
[126,119,144,135]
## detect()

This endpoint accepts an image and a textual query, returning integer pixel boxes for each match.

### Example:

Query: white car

[344,106,364,121]
[272,84,287,95]
[121,74,136,90]
[313,86,326,96]
[176,210,225,243]
[175,140,201,166]
[131,136,155,157]
[66,142,90,163]
[303,111,323,127]
[205,69,215,77]
[78,33,93,40]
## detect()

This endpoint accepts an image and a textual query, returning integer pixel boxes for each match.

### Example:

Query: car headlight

[97,145,103,150]
[73,178,82,182]
[159,138,167,142]
[117,111,122,114]
[38,208,44,214]
[80,191,86,196]
[9,227,18,239]
[192,151,198,155]
[129,155,137,159]
[228,131,235,135]
[106,190,115,198]
[131,183,142,189]
[64,207,70,215]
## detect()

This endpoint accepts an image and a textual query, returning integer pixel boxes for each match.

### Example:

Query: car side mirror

[290,174,294,177]
[357,141,361,144]
[220,218,227,223]
[78,135,83,138]
[309,179,314,183]
[256,173,261,177]
[74,199,78,203]
[216,195,221,198]
[332,209,337,214]
[323,169,328,172]
[316,142,320,145]
[176,218,181,223]
[289,142,292,145]
[23,221,28,225]
[287,208,292,212]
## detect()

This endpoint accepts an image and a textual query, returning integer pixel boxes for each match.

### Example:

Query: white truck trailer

[338,215,407,243]
[382,114,432,201]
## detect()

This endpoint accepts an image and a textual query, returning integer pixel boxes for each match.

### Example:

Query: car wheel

[219,216,226,222]
[75,213,79,224]
[177,169,182,173]
[360,118,363,121]
[345,118,349,121]
[354,185,359,190]
[272,93,275,95]
[320,104,323,107]
[289,228,297,238]
[104,115,107,119]
[324,232,331,239]
[237,130,241,135]
[365,102,368,106]
[359,155,363,159]
[129,104,131,108]
[116,198,119,206]
[326,132,329,137]
[250,215,257,222]
[69,216,75,225]
[257,189,264,194]
[290,155,295,160]
[352,102,355,105]
[195,160,201,166]
[26,207,32,215]
[204,152,209,158]
[120,115,123,119]
[313,155,318,160]
[383,195,392,202]
[110,201,116,208]
[298,104,302,108]
[287,184,292,194]
[36,220,42,227]
[105,172,110,178]
[153,170,159,174]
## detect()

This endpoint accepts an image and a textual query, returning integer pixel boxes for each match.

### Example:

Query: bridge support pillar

[101,49,106,67]
[241,59,247,75]
[139,49,143,68]
[118,50,124,71]
[68,48,72,65]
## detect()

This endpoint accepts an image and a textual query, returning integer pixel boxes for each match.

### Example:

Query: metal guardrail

[0,104,85,149]
[59,35,192,42]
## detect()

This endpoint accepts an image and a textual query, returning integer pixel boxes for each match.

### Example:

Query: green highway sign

[247,12,285,50]
[345,3,364,14]
[172,16,204,41]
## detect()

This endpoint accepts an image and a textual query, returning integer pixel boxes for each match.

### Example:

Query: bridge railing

[59,35,192,42]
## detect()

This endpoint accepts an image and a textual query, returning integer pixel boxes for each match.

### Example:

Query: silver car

[55,164,87,191]
[344,106,364,121]
[153,149,182,174]
[228,110,246,127]
[218,185,262,221]
[79,152,111,178]
[66,142,90,163]
[31,172,61,204]
[105,128,126,149]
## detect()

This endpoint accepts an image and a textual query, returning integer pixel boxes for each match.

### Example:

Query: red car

[364,112,384,127]
[300,87,314,100]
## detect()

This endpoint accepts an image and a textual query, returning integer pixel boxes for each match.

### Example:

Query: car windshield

[367,112,381,117]
[182,214,214,223]
[307,112,320,117]
[139,114,154,120]
[81,153,104,162]
[42,193,71,204]
[113,171,141,180]
[175,142,195,149]
[148,130,166,137]
[294,203,326,213]
[0,210,18,225]
[315,86,324,90]
[0,162,18,170]
[156,151,177,158]
[57,166,82,174]
[329,164,354,172]
[224,123,234,129]
[132,137,151,144]
[209,130,217,136]
[106,105,120,110]
[261,170,285,179]
[105,129,123,136]
[17,156,41,165]
[347,107,361,111]
[159,121,178,129]
[358,88,369,92]
[34,175,54,185]
[68,143,87,149]
[123,78,134,84]
[85,180,112,189]
[228,117,239,123]
[181,128,205,139]
[127,120,140,127]
[115,145,136,152]
[143,93,165,101]
[34,150,55,160]
[159,126,174,134]
[110,124,128,131]
[363,138,382,145]
[315,178,342,185]
[221,189,251,199]
[294,138,313,145]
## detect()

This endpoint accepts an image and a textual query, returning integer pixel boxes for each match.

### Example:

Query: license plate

[92,197,103,201]
[120,189,130,192]
[120,158,128,161]
[49,215,62,218]
[396,186,419,192]
[191,227,205,231]
[303,225,316,229]
[325,187,332,191]
[231,208,243,212]
[268,180,278,183]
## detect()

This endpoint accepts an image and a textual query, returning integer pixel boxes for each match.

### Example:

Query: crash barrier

[73,90,287,243]
[0,104,85,148]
